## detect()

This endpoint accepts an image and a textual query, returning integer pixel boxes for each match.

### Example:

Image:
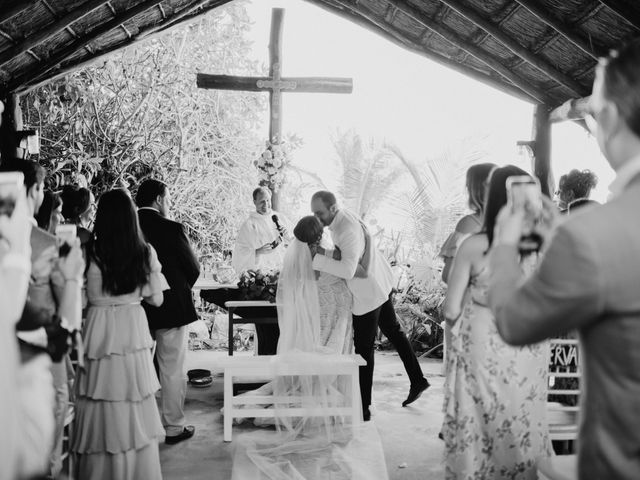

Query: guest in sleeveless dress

[72,189,168,480]
[442,166,552,480]
[440,163,496,284]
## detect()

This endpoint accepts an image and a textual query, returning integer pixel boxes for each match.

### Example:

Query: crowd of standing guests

[440,38,640,480]
[0,130,199,480]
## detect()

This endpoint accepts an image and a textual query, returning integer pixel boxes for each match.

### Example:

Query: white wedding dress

[230,239,388,480]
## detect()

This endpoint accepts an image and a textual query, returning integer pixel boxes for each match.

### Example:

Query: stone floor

[159,350,445,480]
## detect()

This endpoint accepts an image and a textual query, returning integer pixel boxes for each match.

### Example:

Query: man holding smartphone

[0,159,83,478]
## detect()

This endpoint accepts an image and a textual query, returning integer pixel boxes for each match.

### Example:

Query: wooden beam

[0,0,111,69]
[0,0,40,26]
[515,0,601,59]
[599,0,640,30]
[0,94,21,161]
[6,0,166,92]
[532,104,554,197]
[320,0,539,104]
[549,96,591,123]
[375,0,552,103]
[197,74,353,93]
[436,0,587,96]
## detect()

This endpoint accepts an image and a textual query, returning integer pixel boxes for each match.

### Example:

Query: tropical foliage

[22,2,266,268]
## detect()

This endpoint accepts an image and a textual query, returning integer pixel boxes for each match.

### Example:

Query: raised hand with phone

[505,175,544,252]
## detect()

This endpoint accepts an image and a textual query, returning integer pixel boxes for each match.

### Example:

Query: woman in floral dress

[442,165,552,479]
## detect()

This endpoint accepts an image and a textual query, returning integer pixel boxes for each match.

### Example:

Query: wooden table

[224,300,279,356]
[218,354,365,442]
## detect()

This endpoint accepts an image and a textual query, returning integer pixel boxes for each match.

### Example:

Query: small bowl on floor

[189,376,213,388]
[187,369,211,381]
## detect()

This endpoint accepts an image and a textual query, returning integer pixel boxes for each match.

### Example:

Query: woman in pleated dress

[72,189,168,480]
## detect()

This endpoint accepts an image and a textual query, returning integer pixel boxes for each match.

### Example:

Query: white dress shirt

[312,209,394,316]
[232,210,290,274]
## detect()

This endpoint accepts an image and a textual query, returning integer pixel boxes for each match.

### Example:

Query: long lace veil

[231,239,388,480]
[275,239,320,354]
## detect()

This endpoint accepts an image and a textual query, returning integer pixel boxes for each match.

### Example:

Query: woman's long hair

[467,163,497,214]
[482,165,530,246]
[89,189,151,295]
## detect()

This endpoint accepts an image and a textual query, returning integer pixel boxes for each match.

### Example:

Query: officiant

[232,186,292,273]
[201,187,291,355]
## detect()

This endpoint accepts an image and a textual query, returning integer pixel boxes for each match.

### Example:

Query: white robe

[232,210,290,274]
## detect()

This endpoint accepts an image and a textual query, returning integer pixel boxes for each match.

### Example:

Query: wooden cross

[196,8,353,146]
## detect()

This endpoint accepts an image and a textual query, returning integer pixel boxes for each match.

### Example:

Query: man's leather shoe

[402,378,430,407]
[363,409,371,422]
[165,425,195,445]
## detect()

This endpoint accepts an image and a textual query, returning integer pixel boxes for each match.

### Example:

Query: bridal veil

[230,239,388,480]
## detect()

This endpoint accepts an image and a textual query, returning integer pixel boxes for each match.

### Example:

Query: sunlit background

[237,0,613,222]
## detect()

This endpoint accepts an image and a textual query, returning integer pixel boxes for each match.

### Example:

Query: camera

[506,175,543,252]
[0,172,24,218]
[55,224,77,257]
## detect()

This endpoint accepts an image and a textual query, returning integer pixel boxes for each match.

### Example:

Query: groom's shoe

[402,378,430,407]
[165,425,195,445]
[363,409,371,422]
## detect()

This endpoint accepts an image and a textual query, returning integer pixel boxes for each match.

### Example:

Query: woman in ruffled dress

[72,189,168,480]
[442,166,552,479]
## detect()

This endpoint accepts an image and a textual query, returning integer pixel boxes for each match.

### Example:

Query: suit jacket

[488,176,640,480]
[312,209,394,315]
[138,209,200,330]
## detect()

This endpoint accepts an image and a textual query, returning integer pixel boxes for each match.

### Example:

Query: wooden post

[268,9,284,210]
[0,93,22,163]
[532,104,554,197]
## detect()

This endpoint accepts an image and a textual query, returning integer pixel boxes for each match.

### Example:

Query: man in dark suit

[136,179,200,445]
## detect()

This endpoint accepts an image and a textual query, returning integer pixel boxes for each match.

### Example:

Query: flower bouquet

[254,141,292,192]
[237,269,279,303]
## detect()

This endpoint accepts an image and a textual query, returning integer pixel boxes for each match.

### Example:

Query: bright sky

[240,0,614,213]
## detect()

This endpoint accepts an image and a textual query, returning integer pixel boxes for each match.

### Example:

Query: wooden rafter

[436,0,587,96]
[7,0,166,91]
[321,0,539,104]
[11,0,232,94]
[0,0,111,69]
[515,0,601,59]
[376,0,552,103]
[599,0,640,31]
[0,0,40,26]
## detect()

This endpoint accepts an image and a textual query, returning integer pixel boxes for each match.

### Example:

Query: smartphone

[0,172,24,218]
[506,175,543,252]
[55,224,77,257]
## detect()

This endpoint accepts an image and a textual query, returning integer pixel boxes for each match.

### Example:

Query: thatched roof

[1,0,638,106]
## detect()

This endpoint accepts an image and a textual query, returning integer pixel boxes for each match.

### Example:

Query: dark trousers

[353,294,424,411]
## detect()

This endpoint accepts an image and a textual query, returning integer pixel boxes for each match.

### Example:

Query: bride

[231,215,388,480]
[277,215,369,355]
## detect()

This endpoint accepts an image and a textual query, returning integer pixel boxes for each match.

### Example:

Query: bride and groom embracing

[278,190,430,420]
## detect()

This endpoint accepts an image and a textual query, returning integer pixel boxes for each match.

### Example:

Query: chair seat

[547,401,579,441]
[537,455,577,480]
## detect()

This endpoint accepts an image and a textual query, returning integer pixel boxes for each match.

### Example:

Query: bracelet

[64,278,82,284]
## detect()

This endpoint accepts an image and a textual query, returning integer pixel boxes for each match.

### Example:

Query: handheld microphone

[272,214,284,237]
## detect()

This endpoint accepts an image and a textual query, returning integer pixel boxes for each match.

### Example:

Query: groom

[310,191,430,420]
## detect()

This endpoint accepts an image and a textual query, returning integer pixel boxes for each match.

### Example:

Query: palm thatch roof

[1,0,638,106]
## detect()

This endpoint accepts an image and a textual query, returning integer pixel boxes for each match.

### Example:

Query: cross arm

[196,74,268,92]
[197,74,353,94]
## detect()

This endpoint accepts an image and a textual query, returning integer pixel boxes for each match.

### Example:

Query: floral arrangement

[237,269,280,303]
[254,141,292,191]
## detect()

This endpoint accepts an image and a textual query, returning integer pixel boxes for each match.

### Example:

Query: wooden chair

[537,338,581,480]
